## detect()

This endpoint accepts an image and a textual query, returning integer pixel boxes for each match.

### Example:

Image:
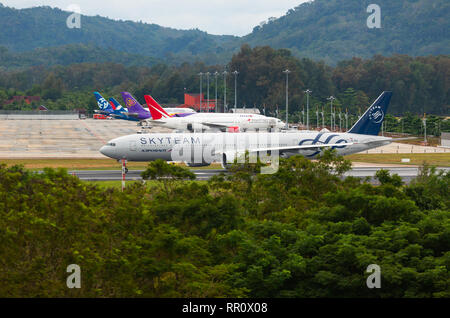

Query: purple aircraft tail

[121,92,150,117]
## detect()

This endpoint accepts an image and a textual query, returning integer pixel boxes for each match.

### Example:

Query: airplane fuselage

[150,113,284,131]
[100,131,392,164]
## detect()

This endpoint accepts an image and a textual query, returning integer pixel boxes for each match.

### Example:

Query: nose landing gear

[118,158,128,174]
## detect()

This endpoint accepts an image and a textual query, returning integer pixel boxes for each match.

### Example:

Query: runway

[71,169,224,181]
[70,167,450,184]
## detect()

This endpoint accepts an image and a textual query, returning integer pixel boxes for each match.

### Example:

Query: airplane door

[129,140,137,152]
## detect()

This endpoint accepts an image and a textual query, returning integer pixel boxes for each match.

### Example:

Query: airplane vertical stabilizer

[144,95,171,120]
[109,97,126,112]
[121,92,149,116]
[348,91,392,136]
[94,92,114,113]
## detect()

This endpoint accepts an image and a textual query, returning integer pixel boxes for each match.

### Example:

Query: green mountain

[243,0,450,64]
[0,0,448,66]
[0,4,235,65]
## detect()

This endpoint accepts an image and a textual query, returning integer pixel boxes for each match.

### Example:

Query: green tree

[141,160,196,197]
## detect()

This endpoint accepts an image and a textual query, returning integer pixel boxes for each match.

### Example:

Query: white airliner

[164,108,197,114]
[100,92,397,169]
[144,95,285,132]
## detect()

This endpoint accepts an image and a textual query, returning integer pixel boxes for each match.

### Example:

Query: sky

[0,0,308,36]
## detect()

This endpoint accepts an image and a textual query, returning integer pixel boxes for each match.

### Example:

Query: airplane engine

[185,161,210,168]
[187,123,204,132]
[227,126,240,133]
[220,153,232,170]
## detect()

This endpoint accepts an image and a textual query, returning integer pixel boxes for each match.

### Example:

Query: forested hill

[242,0,450,65]
[1,1,449,67]
[0,4,235,65]
[0,44,160,69]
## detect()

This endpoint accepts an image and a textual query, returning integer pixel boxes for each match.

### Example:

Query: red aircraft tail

[144,95,170,120]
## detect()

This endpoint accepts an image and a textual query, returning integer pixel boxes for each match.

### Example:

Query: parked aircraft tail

[144,95,171,120]
[121,92,149,115]
[109,97,126,112]
[94,92,114,113]
[348,91,392,136]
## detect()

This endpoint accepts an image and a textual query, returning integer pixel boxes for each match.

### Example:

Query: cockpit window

[107,143,116,147]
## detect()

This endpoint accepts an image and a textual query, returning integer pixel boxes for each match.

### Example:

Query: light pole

[283,69,291,129]
[223,71,228,112]
[327,96,335,131]
[332,107,335,131]
[321,107,325,129]
[423,113,427,144]
[232,70,239,111]
[214,71,219,113]
[316,107,319,129]
[199,72,203,112]
[304,89,312,130]
[206,72,210,113]
[345,109,348,131]
[302,107,305,127]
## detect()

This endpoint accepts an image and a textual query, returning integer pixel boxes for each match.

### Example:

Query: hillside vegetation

[1,1,449,65]
[0,154,449,297]
[1,46,449,121]
[0,45,160,69]
[0,4,235,65]
[244,0,450,64]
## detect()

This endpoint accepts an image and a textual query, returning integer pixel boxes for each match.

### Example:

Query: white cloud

[0,0,307,35]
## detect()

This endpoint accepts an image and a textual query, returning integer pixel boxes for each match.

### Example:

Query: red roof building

[179,93,216,112]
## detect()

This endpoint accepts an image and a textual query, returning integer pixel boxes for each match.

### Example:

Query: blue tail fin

[109,97,127,112]
[94,92,114,113]
[348,91,392,136]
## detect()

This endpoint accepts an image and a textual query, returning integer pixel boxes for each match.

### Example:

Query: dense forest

[243,0,450,65]
[0,45,160,70]
[0,153,449,297]
[1,46,448,125]
[1,1,449,65]
[229,46,449,116]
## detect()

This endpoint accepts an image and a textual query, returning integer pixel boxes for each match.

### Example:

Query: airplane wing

[357,139,393,148]
[95,110,111,115]
[247,143,355,154]
[390,137,420,141]
[217,142,354,164]
[147,120,167,125]
[202,122,230,129]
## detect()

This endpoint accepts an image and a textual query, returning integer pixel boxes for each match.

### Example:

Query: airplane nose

[100,145,112,158]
